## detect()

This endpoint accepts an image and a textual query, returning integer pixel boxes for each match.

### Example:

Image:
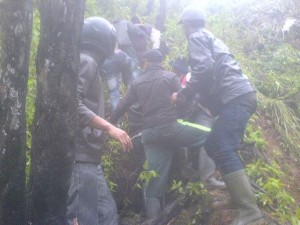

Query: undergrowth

[247,160,300,224]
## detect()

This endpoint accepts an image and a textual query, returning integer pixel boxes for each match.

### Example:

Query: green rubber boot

[223,170,264,225]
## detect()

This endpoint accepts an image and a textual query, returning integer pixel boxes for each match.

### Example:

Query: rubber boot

[145,197,162,219]
[205,176,226,189]
[223,170,264,225]
[198,147,226,189]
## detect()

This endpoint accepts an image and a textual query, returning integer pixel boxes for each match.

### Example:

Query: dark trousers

[67,162,118,225]
[141,120,210,198]
[205,93,257,175]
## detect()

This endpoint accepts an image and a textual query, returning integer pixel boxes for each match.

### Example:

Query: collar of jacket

[188,27,205,36]
[81,49,105,67]
[143,64,164,74]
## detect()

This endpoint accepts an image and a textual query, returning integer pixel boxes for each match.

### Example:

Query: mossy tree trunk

[27,0,85,224]
[0,0,33,224]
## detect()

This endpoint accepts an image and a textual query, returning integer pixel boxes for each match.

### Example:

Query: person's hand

[106,125,132,152]
[170,92,178,104]
[73,218,79,225]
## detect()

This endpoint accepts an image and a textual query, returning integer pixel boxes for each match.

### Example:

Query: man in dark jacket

[110,50,210,219]
[66,17,132,225]
[171,5,264,225]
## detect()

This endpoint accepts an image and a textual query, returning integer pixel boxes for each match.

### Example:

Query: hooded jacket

[75,52,105,163]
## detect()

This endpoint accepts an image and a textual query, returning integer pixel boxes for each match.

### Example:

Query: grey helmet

[179,5,206,24]
[81,17,116,58]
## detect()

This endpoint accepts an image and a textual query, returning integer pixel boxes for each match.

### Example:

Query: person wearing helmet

[110,50,211,219]
[171,5,264,225]
[67,17,132,225]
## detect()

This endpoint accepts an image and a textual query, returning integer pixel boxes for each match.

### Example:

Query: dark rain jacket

[177,28,254,115]
[110,64,181,129]
[75,51,105,164]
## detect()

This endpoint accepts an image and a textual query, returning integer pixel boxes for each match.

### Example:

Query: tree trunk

[0,1,33,224]
[156,0,166,32]
[27,0,85,224]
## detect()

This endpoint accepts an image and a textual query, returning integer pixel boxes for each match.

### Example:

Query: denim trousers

[106,74,120,111]
[204,93,257,175]
[67,162,118,225]
[141,120,210,198]
[106,69,141,111]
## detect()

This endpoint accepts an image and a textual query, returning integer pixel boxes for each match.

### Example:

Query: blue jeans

[106,75,120,111]
[67,162,118,225]
[106,68,141,111]
[204,93,257,175]
[142,121,210,198]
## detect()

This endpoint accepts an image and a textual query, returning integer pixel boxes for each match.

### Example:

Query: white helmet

[179,5,206,24]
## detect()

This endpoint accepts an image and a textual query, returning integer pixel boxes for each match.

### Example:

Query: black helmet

[178,5,206,24]
[81,17,116,58]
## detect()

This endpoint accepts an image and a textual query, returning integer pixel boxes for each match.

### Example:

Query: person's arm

[77,58,98,127]
[110,85,138,125]
[77,58,132,151]
[88,116,132,151]
[177,35,215,100]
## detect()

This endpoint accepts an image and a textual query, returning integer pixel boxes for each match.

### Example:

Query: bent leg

[143,143,174,198]
[204,101,253,175]
[170,120,210,148]
[143,142,174,218]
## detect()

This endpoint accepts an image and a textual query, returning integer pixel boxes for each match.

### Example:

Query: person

[101,49,135,111]
[66,17,132,225]
[113,17,163,71]
[171,5,264,225]
[170,57,225,188]
[113,18,147,64]
[131,14,161,50]
[110,50,211,219]
[170,56,190,87]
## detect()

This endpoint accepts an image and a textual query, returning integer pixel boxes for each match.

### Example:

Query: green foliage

[101,139,120,192]
[85,0,156,22]
[247,160,300,224]
[170,180,208,205]
[170,180,185,199]
[170,180,209,225]
[135,161,158,189]
[244,118,267,149]
[257,91,300,155]
[253,44,300,99]
[208,1,300,157]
